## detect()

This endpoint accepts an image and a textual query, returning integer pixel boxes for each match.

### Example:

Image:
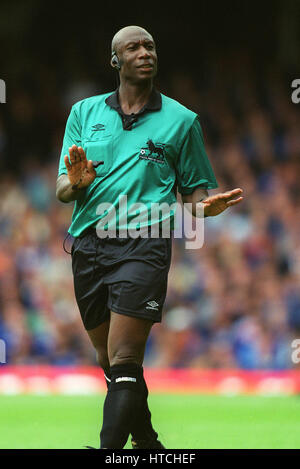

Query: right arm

[57,106,101,203]
[56,174,84,203]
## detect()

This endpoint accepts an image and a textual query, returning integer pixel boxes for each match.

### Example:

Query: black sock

[100,363,144,449]
[131,369,158,442]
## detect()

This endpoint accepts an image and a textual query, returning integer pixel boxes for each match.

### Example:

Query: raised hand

[202,188,244,217]
[64,145,98,190]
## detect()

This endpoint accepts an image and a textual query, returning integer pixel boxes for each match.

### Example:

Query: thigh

[87,319,111,370]
[108,311,153,367]
[87,319,110,350]
[72,234,110,330]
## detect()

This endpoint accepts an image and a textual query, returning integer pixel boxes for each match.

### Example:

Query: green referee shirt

[58,88,218,237]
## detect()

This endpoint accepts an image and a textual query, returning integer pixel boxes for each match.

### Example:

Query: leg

[100,312,153,449]
[108,312,162,447]
[108,312,152,367]
[87,319,110,385]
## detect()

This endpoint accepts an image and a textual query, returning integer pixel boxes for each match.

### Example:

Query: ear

[111,53,121,70]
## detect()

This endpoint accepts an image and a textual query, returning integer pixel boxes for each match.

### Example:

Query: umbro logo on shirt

[146,300,159,311]
[139,139,165,163]
[91,123,105,131]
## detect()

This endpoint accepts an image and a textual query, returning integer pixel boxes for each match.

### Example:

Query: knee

[109,345,144,368]
[96,347,110,370]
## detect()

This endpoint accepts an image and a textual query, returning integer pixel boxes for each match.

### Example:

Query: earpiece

[111,52,121,70]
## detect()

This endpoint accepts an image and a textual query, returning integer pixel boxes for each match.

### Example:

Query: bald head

[110,25,157,82]
[111,26,154,55]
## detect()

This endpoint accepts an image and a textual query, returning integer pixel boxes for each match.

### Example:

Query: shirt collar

[105,87,162,115]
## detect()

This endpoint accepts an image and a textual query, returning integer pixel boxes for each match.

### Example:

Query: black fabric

[100,364,144,449]
[71,231,172,330]
[105,87,162,130]
[101,365,158,441]
[131,370,158,442]
[101,365,158,440]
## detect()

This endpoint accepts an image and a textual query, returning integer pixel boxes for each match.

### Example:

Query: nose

[137,46,151,58]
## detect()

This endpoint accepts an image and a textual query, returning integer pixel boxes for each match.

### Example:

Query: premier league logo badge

[139,139,166,163]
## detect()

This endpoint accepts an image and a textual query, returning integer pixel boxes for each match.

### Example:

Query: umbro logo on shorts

[146,300,159,311]
[91,123,105,131]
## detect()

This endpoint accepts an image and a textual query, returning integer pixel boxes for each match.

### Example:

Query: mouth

[137,63,154,69]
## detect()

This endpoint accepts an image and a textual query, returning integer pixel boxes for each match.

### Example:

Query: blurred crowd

[0,54,300,369]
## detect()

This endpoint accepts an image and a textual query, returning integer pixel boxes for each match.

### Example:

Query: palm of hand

[203,198,227,216]
[68,159,94,187]
[64,145,96,189]
[203,188,243,216]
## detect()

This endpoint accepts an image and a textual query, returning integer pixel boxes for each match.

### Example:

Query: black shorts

[71,230,172,330]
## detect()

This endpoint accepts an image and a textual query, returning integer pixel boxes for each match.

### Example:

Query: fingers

[87,159,96,175]
[215,188,243,203]
[231,188,243,193]
[69,145,82,164]
[65,145,87,173]
[203,188,244,205]
[64,155,72,171]
[222,188,243,199]
[226,196,244,206]
[77,146,87,163]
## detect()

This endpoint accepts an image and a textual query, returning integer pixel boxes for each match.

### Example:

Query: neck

[118,80,153,114]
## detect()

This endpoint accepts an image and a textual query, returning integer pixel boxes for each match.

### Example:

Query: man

[56,25,243,449]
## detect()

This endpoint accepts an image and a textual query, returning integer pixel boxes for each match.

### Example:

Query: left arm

[182,187,244,218]
[177,116,243,216]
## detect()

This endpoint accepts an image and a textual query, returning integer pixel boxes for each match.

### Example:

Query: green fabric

[58,92,218,236]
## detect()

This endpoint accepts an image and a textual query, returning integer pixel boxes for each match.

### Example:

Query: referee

[56,25,243,449]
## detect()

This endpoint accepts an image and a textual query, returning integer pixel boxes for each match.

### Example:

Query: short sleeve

[58,105,82,176]
[176,116,218,195]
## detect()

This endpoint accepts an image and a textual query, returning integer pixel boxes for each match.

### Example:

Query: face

[114,30,158,83]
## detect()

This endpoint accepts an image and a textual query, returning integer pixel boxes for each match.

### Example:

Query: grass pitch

[0,394,299,449]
